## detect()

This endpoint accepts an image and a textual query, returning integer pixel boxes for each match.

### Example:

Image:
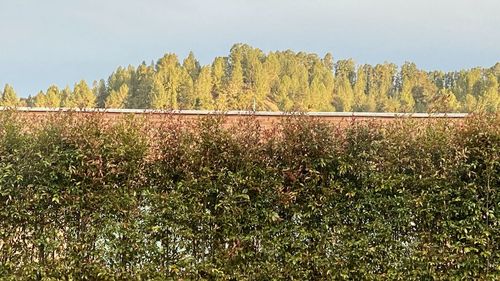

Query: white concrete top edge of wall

[0,107,470,118]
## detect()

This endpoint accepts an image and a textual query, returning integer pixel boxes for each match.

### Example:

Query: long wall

[0,107,469,129]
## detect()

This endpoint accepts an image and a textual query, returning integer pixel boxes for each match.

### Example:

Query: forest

[1,43,499,112]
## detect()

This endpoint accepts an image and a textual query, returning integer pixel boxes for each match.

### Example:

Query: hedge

[0,112,498,280]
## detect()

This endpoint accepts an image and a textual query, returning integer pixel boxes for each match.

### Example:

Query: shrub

[0,112,498,280]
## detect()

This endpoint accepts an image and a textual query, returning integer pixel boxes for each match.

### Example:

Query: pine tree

[34,91,47,107]
[45,85,61,108]
[335,59,356,86]
[60,86,72,107]
[333,60,355,111]
[353,66,367,111]
[478,73,499,112]
[93,80,107,108]
[105,84,129,108]
[264,52,282,107]
[398,62,417,112]
[178,68,195,109]
[227,58,245,109]
[183,51,201,81]
[288,57,310,111]
[308,62,334,111]
[464,94,478,112]
[155,54,181,109]
[211,57,227,110]
[466,68,482,98]
[67,80,96,108]
[371,63,398,112]
[128,62,155,109]
[194,66,214,109]
[399,88,415,112]
[277,76,293,111]
[322,53,334,71]
[428,88,459,112]
[24,95,35,107]
[0,84,19,107]
[246,49,269,110]
[333,76,354,111]
[151,76,169,109]
[108,66,134,93]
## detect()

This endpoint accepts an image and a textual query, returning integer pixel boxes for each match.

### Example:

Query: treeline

[1,112,498,279]
[1,43,499,112]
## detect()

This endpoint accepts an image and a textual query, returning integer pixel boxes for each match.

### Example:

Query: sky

[1,0,499,97]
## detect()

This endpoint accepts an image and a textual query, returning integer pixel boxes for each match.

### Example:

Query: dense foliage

[0,112,499,280]
[1,44,499,112]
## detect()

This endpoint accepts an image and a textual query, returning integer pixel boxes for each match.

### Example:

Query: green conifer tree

[0,84,19,107]
[67,80,96,108]
[155,54,181,109]
[478,73,499,112]
[227,58,245,109]
[194,66,214,109]
[211,57,228,110]
[34,91,47,107]
[60,86,72,107]
[45,85,61,108]
[353,66,367,111]
[128,62,155,109]
[105,84,129,108]
[183,51,201,81]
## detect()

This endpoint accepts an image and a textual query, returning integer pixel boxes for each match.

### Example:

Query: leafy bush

[0,112,498,280]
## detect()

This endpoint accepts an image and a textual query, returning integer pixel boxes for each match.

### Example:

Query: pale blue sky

[1,0,499,97]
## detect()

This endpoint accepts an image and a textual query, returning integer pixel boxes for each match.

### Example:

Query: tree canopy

[7,44,500,112]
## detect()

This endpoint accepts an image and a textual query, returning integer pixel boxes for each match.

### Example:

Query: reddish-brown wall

[2,109,468,130]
